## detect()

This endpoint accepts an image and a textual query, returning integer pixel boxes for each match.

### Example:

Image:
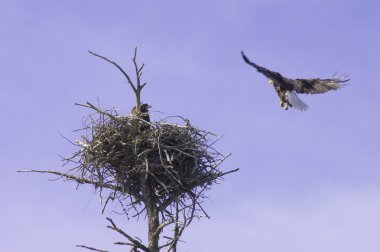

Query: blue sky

[1,1,380,251]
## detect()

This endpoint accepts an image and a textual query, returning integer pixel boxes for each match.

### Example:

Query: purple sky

[1,1,380,251]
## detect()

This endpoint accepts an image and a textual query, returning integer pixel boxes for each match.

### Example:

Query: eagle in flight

[241,51,349,111]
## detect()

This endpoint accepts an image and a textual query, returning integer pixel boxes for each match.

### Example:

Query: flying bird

[241,51,349,111]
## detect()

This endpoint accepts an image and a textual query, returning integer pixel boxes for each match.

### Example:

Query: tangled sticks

[72,102,233,212]
[66,102,237,251]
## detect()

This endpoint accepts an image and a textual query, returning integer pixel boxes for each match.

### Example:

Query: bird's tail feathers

[286,91,308,111]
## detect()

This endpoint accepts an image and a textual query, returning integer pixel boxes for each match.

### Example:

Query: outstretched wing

[290,75,349,94]
[241,51,293,90]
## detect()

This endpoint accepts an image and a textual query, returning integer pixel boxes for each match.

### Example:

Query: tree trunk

[146,198,159,252]
[140,175,159,252]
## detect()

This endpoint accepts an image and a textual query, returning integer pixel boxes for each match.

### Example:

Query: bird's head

[140,103,151,112]
[268,79,274,85]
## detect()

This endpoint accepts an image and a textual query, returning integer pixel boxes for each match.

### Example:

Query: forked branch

[88,50,137,94]
[106,217,149,252]
[88,48,146,111]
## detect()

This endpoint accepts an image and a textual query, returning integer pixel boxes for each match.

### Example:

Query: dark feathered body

[131,103,151,132]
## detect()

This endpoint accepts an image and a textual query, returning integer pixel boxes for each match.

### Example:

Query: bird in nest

[241,51,349,111]
[131,103,151,132]
[131,103,151,122]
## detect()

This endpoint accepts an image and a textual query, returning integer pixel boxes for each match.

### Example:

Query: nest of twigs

[71,105,227,205]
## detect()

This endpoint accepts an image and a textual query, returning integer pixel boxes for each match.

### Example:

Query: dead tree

[19,48,238,252]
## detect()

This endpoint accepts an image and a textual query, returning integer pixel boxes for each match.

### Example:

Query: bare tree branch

[76,245,109,252]
[106,217,149,252]
[88,50,138,94]
[154,217,175,238]
[17,170,122,192]
[75,102,124,122]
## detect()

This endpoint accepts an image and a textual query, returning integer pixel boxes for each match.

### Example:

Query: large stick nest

[69,105,228,207]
